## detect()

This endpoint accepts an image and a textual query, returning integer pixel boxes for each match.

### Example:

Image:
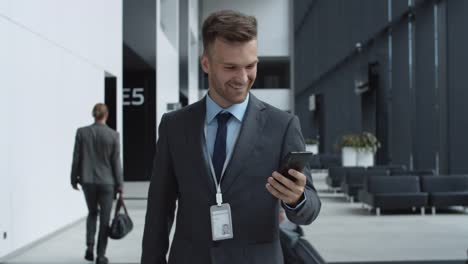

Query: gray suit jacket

[141,94,321,264]
[71,123,123,187]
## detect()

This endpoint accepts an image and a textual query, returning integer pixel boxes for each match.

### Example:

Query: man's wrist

[283,192,307,211]
[287,193,305,207]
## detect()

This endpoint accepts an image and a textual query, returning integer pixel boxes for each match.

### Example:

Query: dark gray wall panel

[371,0,389,32]
[372,38,391,164]
[294,0,315,31]
[392,0,409,21]
[360,0,373,43]
[334,0,350,61]
[414,3,436,170]
[436,1,449,174]
[447,0,468,173]
[361,0,388,41]
[341,1,356,51]
[348,1,362,48]
[294,1,321,94]
[391,23,411,167]
[294,0,449,167]
[123,0,156,68]
[318,64,362,153]
[320,1,336,75]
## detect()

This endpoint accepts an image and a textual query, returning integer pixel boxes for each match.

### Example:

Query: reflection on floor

[3,177,468,264]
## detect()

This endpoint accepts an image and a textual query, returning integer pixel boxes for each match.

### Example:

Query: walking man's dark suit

[141,10,321,264]
[71,103,123,264]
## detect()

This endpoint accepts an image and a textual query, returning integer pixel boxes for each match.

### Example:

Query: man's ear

[201,53,210,74]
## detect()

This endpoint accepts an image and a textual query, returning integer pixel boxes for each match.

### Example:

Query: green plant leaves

[338,132,381,153]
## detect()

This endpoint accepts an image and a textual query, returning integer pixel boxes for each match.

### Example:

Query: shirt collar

[206,92,250,124]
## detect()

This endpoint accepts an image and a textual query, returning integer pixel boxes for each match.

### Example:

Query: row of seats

[359,175,468,215]
[326,165,409,198]
[325,165,468,215]
[342,167,434,202]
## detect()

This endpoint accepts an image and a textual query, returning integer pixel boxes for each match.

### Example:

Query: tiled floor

[3,174,468,263]
[304,172,468,263]
[2,199,147,264]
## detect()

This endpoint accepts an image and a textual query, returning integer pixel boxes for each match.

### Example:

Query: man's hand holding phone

[265,151,312,207]
[266,169,307,207]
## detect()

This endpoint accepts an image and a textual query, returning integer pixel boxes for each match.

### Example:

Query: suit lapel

[185,98,217,195]
[221,94,267,194]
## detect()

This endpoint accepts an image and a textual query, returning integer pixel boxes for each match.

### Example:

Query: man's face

[201,38,258,108]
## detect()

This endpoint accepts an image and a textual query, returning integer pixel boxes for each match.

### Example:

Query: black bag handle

[113,193,129,218]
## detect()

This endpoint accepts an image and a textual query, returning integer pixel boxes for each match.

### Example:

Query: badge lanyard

[203,118,237,206]
[204,123,235,241]
[204,134,234,206]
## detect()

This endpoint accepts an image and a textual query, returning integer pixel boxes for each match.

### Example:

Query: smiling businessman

[141,10,321,264]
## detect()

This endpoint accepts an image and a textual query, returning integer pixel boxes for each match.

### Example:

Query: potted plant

[305,138,319,154]
[357,132,381,166]
[338,134,361,166]
[338,132,380,167]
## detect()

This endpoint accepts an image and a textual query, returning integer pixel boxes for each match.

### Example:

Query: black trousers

[82,184,114,257]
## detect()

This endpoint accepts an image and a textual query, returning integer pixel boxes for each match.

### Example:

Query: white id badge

[210,203,234,241]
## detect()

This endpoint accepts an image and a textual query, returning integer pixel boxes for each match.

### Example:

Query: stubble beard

[210,78,249,107]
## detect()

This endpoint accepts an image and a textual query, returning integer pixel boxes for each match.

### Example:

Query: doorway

[105,76,117,131]
[123,71,156,181]
[313,94,325,153]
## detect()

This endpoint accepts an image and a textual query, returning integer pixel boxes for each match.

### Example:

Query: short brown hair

[202,10,257,55]
[92,103,108,120]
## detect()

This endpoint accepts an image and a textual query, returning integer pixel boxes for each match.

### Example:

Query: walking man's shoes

[96,256,109,264]
[84,249,94,261]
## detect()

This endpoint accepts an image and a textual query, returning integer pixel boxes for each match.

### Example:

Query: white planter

[306,144,318,154]
[356,149,374,167]
[342,147,358,167]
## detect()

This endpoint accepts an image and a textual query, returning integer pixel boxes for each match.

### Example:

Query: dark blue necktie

[213,112,232,182]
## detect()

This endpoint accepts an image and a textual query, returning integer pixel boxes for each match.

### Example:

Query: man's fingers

[272,172,303,195]
[267,177,296,197]
[266,170,307,205]
[266,183,297,205]
[272,172,295,189]
[265,183,289,202]
[266,180,302,205]
[287,169,307,186]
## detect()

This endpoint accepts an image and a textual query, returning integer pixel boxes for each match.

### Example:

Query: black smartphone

[278,151,313,182]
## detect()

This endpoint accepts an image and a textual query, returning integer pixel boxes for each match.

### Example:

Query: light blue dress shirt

[204,93,305,210]
[205,93,249,165]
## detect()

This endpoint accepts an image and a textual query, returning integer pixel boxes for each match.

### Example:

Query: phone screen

[278,151,313,182]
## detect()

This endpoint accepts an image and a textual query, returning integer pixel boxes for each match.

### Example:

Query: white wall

[188,0,200,104]
[4,0,122,77]
[201,0,289,57]
[0,17,11,258]
[0,0,9,15]
[0,0,122,258]
[0,11,11,257]
[250,89,291,111]
[156,0,180,130]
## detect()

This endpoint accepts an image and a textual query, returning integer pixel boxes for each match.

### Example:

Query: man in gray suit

[141,10,321,264]
[71,103,123,264]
